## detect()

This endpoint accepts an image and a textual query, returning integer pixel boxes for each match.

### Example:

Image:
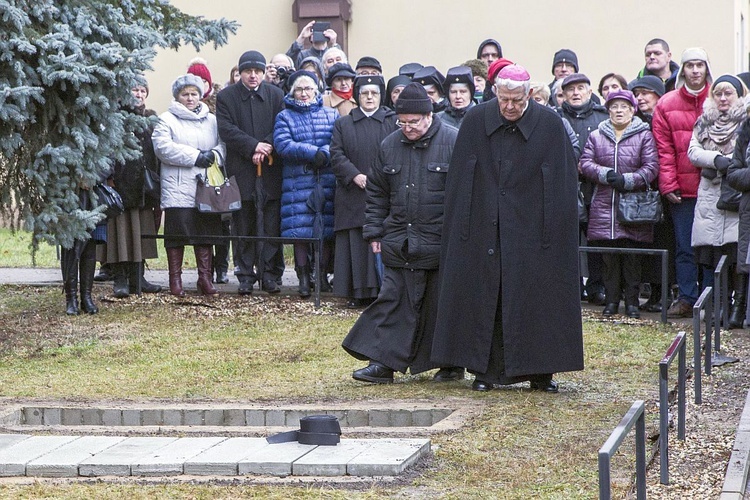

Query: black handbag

[143,166,161,202]
[194,163,241,213]
[616,170,662,225]
[716,177,741,212]
[92,183,125,219]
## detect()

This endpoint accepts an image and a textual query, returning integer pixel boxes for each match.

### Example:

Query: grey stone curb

[721,390,750,499]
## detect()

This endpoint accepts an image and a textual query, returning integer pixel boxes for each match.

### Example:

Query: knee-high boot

[729,273,748,329]
[166,246,185,297]
[194,245,218,296]
[60,248,79,315]
[79,241,99,314]
[296,264,311,298]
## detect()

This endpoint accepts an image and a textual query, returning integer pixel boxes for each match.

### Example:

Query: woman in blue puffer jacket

[274,70,338,297]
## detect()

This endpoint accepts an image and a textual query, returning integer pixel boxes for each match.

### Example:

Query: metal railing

[658,331,687,485]
[579,246,669,323]
[141,234,324,308]
[692,286,713,404]
[598,400,647,499]
[711,256,739,366]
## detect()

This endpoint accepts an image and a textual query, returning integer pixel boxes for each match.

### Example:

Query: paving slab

[26,436,126,478]
[184,437,270,476]
[0,436,79,477]
[132,437,227,476]
[238,441,316,476]
[78,437,178,477]
[0,435,30,452]
[293,440,371,476]
[346,438,430,476]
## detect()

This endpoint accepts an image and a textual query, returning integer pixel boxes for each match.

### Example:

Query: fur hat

[171,74,204,99]
[605,89,637,109]
[675,47,713,89]
[629,75,666,97]
[552,49,579,74]
[394,82,432,115]
[238,50,266,73]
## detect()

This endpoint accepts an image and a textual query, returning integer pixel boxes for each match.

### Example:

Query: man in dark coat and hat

[216,50,285,295]
[341,83,461,384]
[431,64,584,393]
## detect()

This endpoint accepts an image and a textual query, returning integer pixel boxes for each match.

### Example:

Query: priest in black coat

[431,64,584,393]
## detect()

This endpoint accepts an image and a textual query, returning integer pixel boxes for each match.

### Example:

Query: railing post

[598,401,647,500]
[692,286,712,404]
[658,331,687,485]
[712,256,739,366]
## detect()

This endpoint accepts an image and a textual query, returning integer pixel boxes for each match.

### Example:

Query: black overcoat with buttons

[431,99,584,378]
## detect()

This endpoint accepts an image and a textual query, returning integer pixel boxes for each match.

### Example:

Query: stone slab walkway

[0,434,429,478]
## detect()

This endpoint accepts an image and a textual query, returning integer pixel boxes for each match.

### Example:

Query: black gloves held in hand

[701,168,718,180]
[714,155,732,173]
[194,150,215,170]
[312,150,328,169]
[606,170,626,192]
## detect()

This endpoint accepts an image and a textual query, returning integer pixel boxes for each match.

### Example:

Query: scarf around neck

[332,88,353,101]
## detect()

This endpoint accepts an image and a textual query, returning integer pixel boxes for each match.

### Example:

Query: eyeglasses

[294,87,316,95]
[396,116,425,129]
[359,90,380,97]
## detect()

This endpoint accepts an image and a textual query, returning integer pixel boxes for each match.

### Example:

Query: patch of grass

[0,285,685,497]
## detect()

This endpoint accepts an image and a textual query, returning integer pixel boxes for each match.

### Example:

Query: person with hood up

[476,39,502,65]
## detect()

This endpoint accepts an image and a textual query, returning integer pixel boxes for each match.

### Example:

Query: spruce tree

[0,0,236,250]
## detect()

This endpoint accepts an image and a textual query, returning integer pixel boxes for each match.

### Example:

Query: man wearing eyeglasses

[431,64,584,393]
[342,82,462,384]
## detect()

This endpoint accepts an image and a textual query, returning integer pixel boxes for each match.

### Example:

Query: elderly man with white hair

[431,64,584,393]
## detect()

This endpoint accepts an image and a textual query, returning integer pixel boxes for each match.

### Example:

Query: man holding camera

[286,20,341,69]
[264,53,295,94]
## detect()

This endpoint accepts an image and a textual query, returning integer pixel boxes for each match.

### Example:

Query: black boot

[60,248,79,315]
[93,262,113,282]
[79,241,99,314]
[112,263,130,298]
[640,283,663,312]
[729,273,748,329]
[128,262,162,294]
[296,264,311,298]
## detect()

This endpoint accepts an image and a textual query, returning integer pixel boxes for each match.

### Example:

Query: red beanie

[487,58,514,84]
[187,58,212,98]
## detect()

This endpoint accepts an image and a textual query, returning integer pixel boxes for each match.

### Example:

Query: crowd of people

[67,24,750,392]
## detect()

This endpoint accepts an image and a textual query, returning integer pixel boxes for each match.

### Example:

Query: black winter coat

[331,106,398,231]
[431,100,584,378]
[114,106,158,209]
[559,100,609,203]
[726,119,750,273]
[216,81,285,201]
[364,115,457,270]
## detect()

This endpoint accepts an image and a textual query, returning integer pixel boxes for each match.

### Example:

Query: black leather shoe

[238,281,253,296]
[262,279,280,294]
[602,303,619,316]
[589,291,607,306]
[530,379,559,393]
[433,367,465,382]
[352,362,393,384]
[471,379,493,392]
[214,271,229,284]
[625,305,640,319]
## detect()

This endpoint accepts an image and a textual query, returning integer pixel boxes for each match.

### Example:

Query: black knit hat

[325,62,356,87]
[552,49,579,74]
[356,56,382,73]
[713,74,746,97]
[354,75,386,106]
[443,66,475,97]
[394,82,433,114]
[628,75,666,97]
[287,70,319,90]
[238,50,266,73]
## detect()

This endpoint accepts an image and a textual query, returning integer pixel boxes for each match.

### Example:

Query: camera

[276,66,291,80]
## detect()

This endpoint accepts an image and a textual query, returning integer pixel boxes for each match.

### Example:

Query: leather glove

[312,150,328,169]
[606,170,626,192]
[714,155,732,173]
[194,150,214,170]
[701,168,718,180]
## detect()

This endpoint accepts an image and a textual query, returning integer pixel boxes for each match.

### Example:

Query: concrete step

[0,434,429,478]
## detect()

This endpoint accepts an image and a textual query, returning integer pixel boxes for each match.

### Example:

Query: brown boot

[166,246,185,297]
[194,245,218,296]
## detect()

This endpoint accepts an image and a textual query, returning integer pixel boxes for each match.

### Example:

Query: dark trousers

[232,199,282,284]
[213,216,231,274]
[600,239,642,306]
